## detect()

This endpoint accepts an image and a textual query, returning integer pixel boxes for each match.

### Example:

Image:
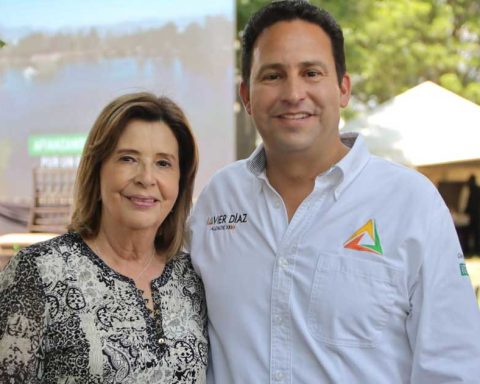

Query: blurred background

[1,0,479,297]
[0,0,235,234]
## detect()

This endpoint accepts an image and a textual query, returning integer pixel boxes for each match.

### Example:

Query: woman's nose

[134,163,155,186]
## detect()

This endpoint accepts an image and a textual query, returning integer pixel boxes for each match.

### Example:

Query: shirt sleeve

[407,196,480,383]
[0,249,46,383]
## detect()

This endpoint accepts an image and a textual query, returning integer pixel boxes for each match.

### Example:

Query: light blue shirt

[187,133,480,383]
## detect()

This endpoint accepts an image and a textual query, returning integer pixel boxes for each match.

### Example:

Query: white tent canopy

[342,81,480,166]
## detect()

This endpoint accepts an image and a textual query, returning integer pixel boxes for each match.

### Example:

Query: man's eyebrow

[256,63,285,74]
[256,60,329,74]
[299,60,329,71]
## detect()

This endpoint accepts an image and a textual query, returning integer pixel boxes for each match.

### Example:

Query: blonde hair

[68,92,198,260]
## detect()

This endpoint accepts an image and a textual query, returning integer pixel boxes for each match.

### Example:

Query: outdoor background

[0,0,235,233]
[0,0,479,241]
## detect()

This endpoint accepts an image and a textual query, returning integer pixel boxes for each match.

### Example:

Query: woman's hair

[68,92,198,260]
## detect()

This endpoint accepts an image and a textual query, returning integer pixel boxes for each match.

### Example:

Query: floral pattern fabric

[0,232,208,383]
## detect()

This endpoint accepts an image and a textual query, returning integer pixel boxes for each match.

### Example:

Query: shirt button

[274,315,283,325]
[158,338,165,344]
[273,371,285,381]
[273,199,282,208]
[279,257,288,268]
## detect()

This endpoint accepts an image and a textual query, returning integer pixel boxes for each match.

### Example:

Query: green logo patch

[460,263,469,276]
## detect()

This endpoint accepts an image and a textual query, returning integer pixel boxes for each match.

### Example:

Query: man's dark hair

[241,0,346,86]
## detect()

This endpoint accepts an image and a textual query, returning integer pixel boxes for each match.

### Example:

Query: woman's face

[98,119,180,235]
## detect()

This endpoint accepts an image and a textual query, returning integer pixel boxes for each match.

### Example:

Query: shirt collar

[246,132,371,199]
[246,144,267,177]
[333,132,370,200]
[245,144,267,195]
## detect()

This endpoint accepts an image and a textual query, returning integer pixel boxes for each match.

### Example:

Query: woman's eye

[157,160,171,168]
[119,155,135,162]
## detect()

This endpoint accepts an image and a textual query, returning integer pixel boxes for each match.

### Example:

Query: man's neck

[265,142,349,221]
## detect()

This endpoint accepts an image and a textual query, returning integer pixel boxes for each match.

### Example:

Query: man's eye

[306,70,320,77]
[263,73,281,81]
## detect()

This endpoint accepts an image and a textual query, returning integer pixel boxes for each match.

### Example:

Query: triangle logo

[344,219,383,255]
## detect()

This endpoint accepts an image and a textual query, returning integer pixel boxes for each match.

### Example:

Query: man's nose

[282,75,306,104]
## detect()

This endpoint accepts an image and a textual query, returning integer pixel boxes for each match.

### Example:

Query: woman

[0,93,207,383]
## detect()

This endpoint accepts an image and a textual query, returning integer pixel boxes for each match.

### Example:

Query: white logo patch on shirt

[206,212,248,231]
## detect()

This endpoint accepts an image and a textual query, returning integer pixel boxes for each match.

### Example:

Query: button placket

[270,189,324,384]
[271,247,293,383]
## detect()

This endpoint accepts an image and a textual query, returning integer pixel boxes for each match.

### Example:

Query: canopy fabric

[342,81,480,166]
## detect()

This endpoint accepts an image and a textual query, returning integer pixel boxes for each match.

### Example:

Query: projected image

[0,0,235,234]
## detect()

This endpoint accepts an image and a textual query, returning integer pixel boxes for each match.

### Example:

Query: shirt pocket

[307,253,401,348]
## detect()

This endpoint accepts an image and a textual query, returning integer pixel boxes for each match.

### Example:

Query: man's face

[240,20,351,157]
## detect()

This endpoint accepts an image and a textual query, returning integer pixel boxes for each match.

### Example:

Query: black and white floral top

[0,232,208,383]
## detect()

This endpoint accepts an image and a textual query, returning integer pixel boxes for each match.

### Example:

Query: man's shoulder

[366,155,445,206]
[370,155,435,187]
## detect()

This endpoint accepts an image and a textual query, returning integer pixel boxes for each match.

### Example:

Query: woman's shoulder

[0,233,78,297]
[3,232,84,278]
[19,232,81,256]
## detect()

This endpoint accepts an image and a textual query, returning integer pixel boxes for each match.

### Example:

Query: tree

[344,0,480,106]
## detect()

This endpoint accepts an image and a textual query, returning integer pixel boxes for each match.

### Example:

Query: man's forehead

[250,21,334,70]
[254,19,330,45]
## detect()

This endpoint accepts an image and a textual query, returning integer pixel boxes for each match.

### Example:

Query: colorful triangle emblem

[344,219,383,255]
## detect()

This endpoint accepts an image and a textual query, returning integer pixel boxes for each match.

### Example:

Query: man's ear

[239,81,252,115]
[339,73,351,108]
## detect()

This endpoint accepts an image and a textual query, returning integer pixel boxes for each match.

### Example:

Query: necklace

[93,238,156,281]
[134,248,156,281]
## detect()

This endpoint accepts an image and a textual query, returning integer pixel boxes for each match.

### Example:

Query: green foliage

[0,39,6,48]
[237,0,480,109]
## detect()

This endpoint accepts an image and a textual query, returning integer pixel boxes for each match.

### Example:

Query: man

[188,1,480,383]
